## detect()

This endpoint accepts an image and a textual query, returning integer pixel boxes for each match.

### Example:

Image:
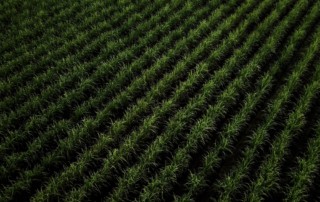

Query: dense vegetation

[1,0,320,201]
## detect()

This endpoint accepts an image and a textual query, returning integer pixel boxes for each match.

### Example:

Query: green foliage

[1,0,320,201]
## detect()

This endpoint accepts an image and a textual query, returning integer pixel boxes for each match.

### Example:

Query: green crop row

[215,18,320,202]
[0,0,165,108]
[0,0,218,170]
[134,0,309,200]
[1,0,319,201]
[0,0,220,187]
[41,0,266,200]
[0,0,134,60]
[0,0,137,79]
[0,0,144,77]
[175,2,320,201]
[0,0,184,138]
[243,38,320,202]
[0,0,226,200]
[284,121,320,202]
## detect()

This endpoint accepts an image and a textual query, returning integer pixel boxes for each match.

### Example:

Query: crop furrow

[174,3,320,201]
[92,0,300,200]
[134,0,311,200]
[0,0,219,183]
[0,0,182,135]
[0,0,214,163]
[0,0,121,59]
[43,0,268,200]
[1,0,84,56]
[0,0,162,97]
[0,0,234,200]
[1,1,319,201]
[214,24,320,202]
[243,57,320,202]
[0,0,143,79]
[0,0,73,43]
[284,121,320,202]
[107,0,295,200]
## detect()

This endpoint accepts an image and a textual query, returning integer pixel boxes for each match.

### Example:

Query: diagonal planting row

[35,0,272,200]
[0,2,161,123]
[1,0,85,57]
[0,0,121,60]
[0,0,72,45]
[0,0,189,138]
[0,0,144,79]
[33,60,211,202]
[284,121,320,202]
[0,0,222,169]
[214,23,320,202]
[0,0,39,35]
[243,48,320,201]
[62,0,300,199]
[106,0,298,200]
[0,0,242,190]
[0,0,135,80]
[0,0,165,100]
[3,0,182,158]
[0,0,262,200]
[2,1,319,201]
[132,0,312,201]
[0,0,189,140]
[0,0,165,102]
[175,2,320,201]
[2,0,215,175]
[0,0,238,200]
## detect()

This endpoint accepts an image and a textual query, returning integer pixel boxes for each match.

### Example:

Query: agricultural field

[1,0,320,201]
